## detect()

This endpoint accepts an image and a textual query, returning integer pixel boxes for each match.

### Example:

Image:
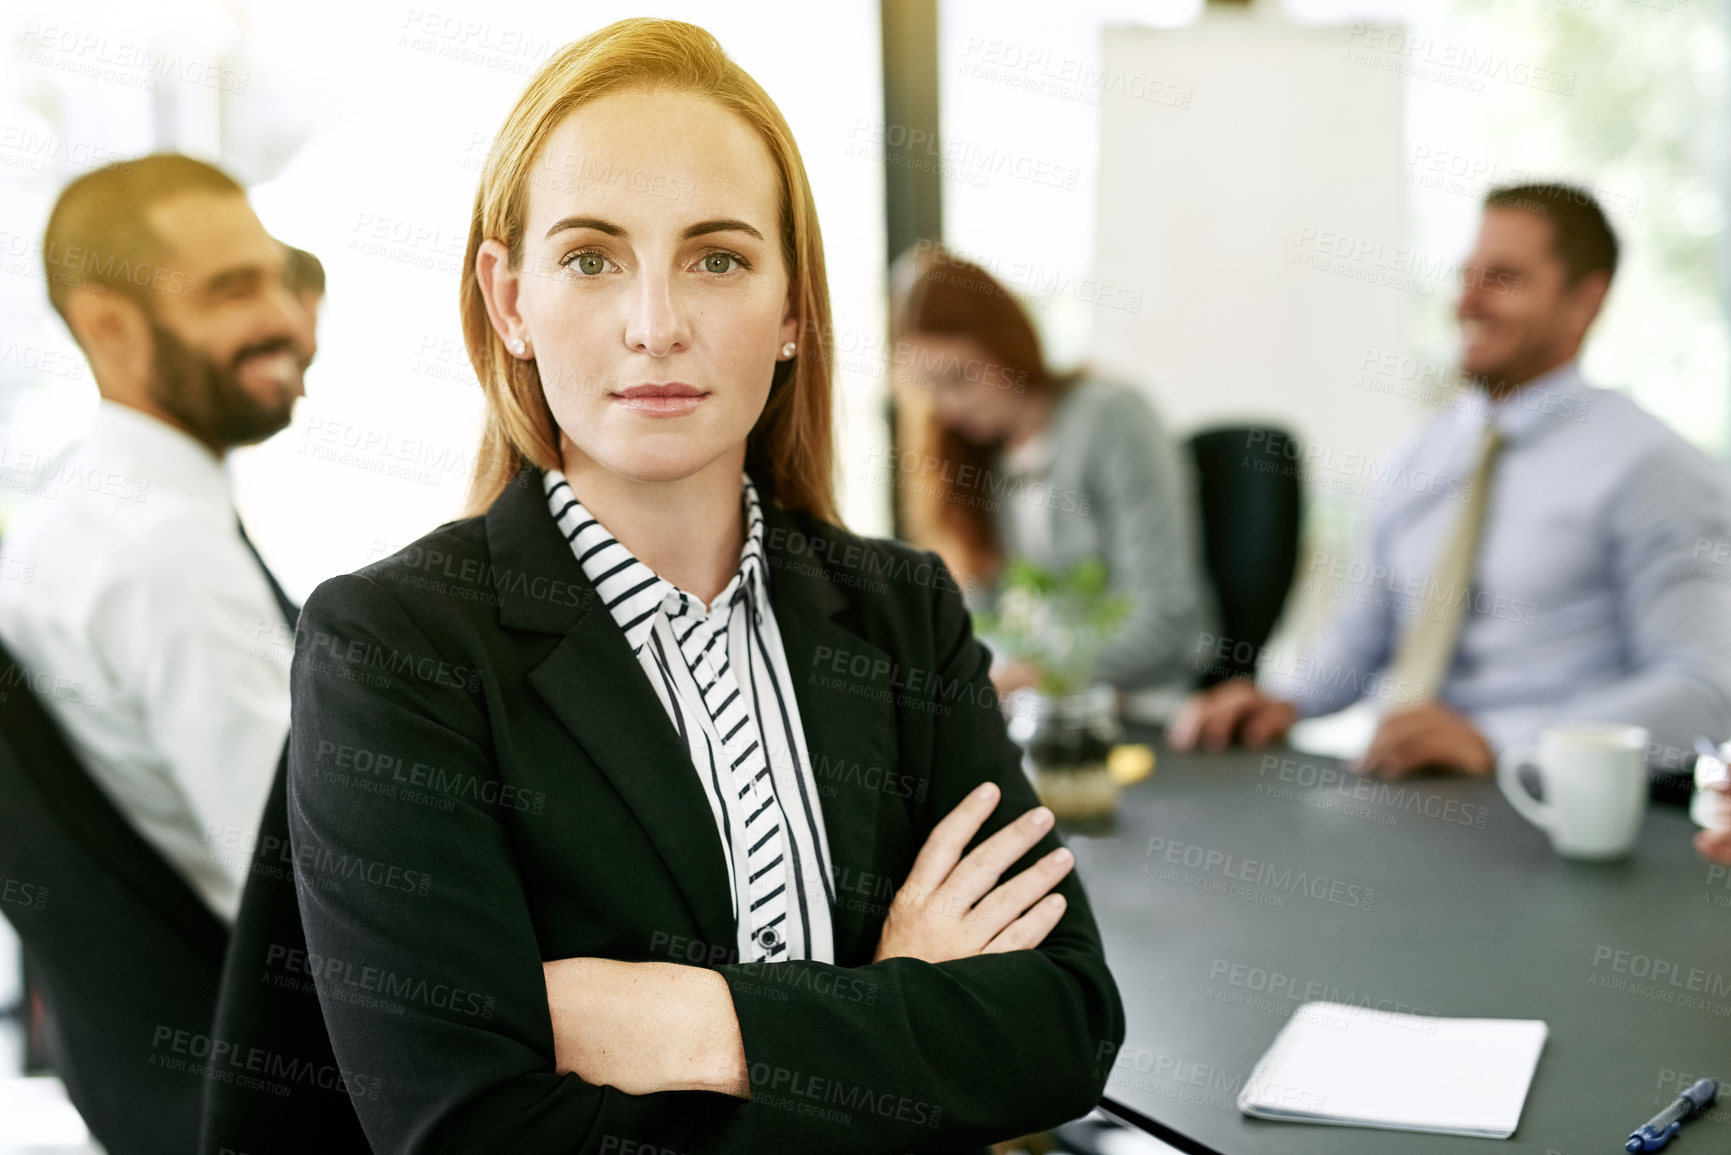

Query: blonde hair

[459,17,840,525]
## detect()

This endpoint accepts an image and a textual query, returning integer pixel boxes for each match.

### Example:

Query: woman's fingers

[944,803,1054,907]
[979,893,1067,954]
[900,781,1000,899]
[879,785,1069,964]
[965,846,1074,940]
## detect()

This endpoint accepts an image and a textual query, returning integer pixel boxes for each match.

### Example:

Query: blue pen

[1626,1078,1718,1152]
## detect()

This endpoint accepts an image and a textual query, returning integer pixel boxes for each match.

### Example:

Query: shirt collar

[1480,359,1588,446]
[542,468,768,657]
[1001,434,1055,478]
[85,399,232,511]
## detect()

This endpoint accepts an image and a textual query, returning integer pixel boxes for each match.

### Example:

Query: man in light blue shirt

[1172,184,1731,776]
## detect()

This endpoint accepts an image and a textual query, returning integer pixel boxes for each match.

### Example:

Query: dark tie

[236,516,300,630]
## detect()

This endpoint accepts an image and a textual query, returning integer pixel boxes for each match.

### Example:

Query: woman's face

[488,88,797,484]
[899,333,1026,445]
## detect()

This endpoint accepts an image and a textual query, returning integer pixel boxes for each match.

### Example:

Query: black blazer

[0,635,226,1155]
[287,465,1125,1154]
[198,747,371,1155]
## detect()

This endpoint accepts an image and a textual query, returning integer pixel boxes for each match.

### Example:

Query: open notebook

[1237,1001,1548,1139]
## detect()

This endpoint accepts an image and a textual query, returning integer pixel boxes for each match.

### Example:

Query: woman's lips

[610,391,708,417]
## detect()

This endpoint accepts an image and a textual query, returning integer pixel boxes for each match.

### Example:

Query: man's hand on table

[1696,828,1731,865]
[1168,678,1298,752]
[1354,702,1494,778]
[1170,683,1493,780]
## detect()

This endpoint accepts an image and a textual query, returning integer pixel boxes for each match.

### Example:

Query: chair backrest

[0,635,227,1155]
[1186,426,1305,686]
[198,744,371,1154]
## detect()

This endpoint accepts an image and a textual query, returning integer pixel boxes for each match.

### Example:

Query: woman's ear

[475,238,533,358]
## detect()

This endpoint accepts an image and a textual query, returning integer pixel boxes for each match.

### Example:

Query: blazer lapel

[487,468,737,958]
[758,502,898,963]
[485,466,900,965]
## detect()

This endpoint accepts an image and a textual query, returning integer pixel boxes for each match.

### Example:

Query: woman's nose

[623,270,691,357]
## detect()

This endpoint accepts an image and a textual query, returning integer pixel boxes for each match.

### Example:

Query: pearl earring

[509,336,526,356]
[781,341,797,359]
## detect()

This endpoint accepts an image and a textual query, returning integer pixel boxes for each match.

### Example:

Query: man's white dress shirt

[0,400,290,921]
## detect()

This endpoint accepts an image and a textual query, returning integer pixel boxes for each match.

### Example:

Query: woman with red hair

[285,18,1122,1154]
[889,243,1210,707]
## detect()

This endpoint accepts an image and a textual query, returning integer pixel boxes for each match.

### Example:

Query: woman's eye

[571,252,607,276]
[701,252,740,275]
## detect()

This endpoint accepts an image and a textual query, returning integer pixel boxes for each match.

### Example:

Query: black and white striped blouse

[543,468,836,964]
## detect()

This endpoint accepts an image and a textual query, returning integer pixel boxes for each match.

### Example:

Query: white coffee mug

[1692,742,1731,831]
[1496,723,1649,860]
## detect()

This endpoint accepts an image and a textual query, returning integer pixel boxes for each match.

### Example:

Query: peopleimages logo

[747,1063,942,1129]
[1205,958,1440,1033]
[265,943,497,1019]
[312,739,546,814]
[0,876,48,910]
[296,627,484,693]
[1257,755,1492,829]
[1142,837,1376,910]
[1591,946,1731,997]
[149,1025,382,1099]
[229,828,434,898]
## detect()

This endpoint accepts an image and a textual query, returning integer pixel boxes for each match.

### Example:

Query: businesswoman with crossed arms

[287,17,1123,1154]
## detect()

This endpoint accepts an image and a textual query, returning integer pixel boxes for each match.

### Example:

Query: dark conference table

[1070,738,1730,1155]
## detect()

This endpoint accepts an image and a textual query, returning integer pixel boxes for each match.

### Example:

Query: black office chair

[198,745,371,1154]
[0,635,228,1155]
[1186,426,1305,687]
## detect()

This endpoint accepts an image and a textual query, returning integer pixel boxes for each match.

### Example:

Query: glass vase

[1016,683,1122,828]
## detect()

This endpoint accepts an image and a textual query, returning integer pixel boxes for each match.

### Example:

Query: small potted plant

[974,558,1132,827]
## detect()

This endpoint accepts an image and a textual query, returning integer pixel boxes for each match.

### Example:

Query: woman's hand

[873,781,1074,963]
